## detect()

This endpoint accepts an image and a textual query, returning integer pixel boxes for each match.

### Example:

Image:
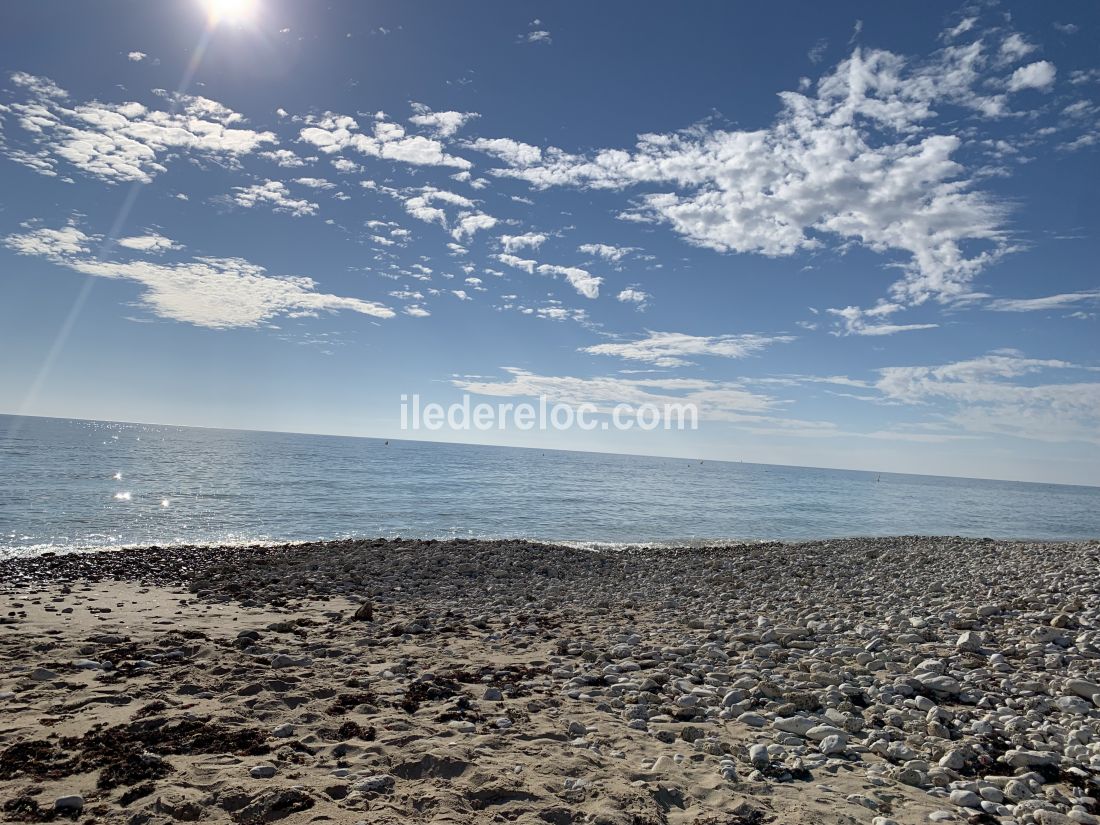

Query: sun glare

[200,0,257,25]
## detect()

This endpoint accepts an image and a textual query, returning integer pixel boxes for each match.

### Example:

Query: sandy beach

[1,537,1099,825]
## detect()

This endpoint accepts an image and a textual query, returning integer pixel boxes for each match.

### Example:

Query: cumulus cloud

[500,232,546,253]
[2,74,276,183]
[471,43,1037,310]
[299,112,471,169]
[127,51,147,62]
[465,137,542,166]
[231,180,319,217]
[294,177,335,189]
[617,288,650,305]
[578,243,638,262]
[260,148,313,167]
[535,263,601,299]
[116,232,180,253]
[408,103,479,137]
[4,224,394,328]
[583,330,793,366]
[1008,60,1057,92]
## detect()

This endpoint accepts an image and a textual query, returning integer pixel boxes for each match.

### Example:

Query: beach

[1,537,1098,825]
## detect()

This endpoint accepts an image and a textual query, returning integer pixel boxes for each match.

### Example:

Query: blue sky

[1,0,1098,485]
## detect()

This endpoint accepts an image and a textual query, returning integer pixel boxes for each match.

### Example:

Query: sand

[1,537,1098,825]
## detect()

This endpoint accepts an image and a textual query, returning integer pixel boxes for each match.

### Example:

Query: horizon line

[2,410,1097,491]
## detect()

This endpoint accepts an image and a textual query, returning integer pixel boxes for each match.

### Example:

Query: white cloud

[874,352,1100,445]
[999,34,1036,63]
[617,288,650,305]
[455,368,779,422]
[330,157,362,173]
[535,263,601,299]
[260,148,313,167]
[466,137,542,167]
[231,180,319,217]
[408,103,479,137]
[583,330,793,366]
[987,289,1100,312]
[294,177,335,189]
[520,28,552,45]
[127,51,147,62]
[500,232,546,253]
[827,303,939,336]
[452,212,498,241]
[117,232,180,253]
[578,243,638,262]
[2,74,276,183]
[1008,60,1057,92]
[477,46,1019,308]
[404,304,430,317]
[451,289,471,300]
[299,112,471,169]
[4,224,394,328]
[496,253,537,274]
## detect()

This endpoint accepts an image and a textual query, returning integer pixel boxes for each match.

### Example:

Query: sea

[1,414,1098,558]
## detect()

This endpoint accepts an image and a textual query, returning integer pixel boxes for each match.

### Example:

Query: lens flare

[200,0,257,25]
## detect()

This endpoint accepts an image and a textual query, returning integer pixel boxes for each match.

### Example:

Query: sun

[200,0,257,25]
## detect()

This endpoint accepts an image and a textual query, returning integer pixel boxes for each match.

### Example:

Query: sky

[1,0,1098,486]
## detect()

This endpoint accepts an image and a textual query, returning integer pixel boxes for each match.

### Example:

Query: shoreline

[2,536,1098,824]
[3,533,1098,565]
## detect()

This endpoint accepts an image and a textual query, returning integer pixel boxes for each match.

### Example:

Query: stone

[773,715,816,736]
[30,668,58,681]
[272,723,294,738]
[748,744,769,767]
[948,789,981,809]
[737,712,767,727]
[354,774,395,793]
[1065,679,1099,699]
[54,795,83,813]
[819,734,847,755]
[250,764,277,778]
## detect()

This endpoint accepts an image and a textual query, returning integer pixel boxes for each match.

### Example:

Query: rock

[272,723,294,738]
[567,720,587,736]
[1004,749,1059,768]
[1034,811,1072,825]
[748,744,769,767]
[918,674,961,697]
[30,668,58,681]
[949,789,981,809]
[737,712,767,727]
[1065,679,1099,699]
[680,725,705,743]
[819,734,847,755]
[54,795,83,813]
[651,755,676,774]
[352,600,373,621]
[483,687,503,701]
[270,654,311,669]
[956,631,982,652]
[250,764,277,778]
[805,724,846,742]
[354,774,395,793]
[1003,778,1034,802]
[773,715,815,736]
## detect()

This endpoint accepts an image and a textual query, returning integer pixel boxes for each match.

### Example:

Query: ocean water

[1,414,1098,557]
